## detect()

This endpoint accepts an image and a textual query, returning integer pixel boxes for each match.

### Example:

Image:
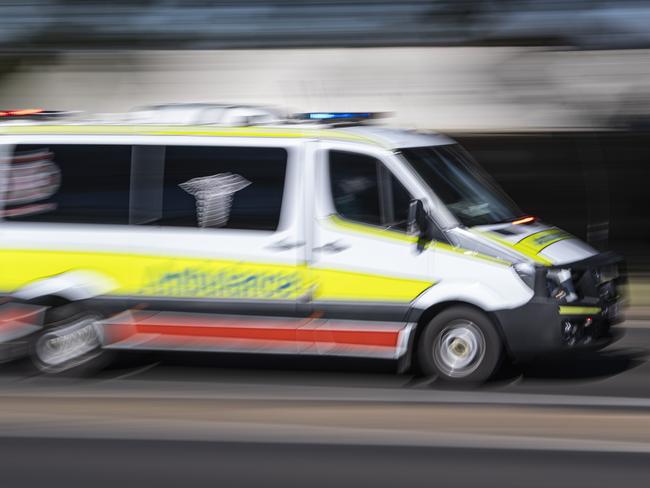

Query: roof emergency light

[0,109,73,120]
[293,112,387,123]
[0,108,44,117]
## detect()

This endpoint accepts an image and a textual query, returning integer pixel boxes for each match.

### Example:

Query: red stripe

[104,312,400,349]
[306,329,397,347]
[0,304,44,334]
[137,323,298,341]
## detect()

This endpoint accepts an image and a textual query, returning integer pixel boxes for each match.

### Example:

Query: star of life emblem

[179,173,250,227]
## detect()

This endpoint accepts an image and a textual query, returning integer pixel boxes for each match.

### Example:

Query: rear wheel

[30,303,107,375]
[417,306,503,383]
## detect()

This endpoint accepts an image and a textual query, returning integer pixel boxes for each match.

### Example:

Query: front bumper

[494,251,625,360]
[494,297,622,360]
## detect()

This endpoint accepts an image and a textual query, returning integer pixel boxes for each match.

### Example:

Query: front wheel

[417,306,503,383]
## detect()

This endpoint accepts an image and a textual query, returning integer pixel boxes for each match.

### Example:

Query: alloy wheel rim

[432,320,486,378]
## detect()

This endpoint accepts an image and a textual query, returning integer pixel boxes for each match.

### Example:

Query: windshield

[400,144,524,227]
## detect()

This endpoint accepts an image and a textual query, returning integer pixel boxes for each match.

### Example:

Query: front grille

[598,280,617,302]
[574,264,622,302]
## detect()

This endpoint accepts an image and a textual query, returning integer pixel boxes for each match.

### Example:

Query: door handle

[266,239,305,251]
[313,240,350,254]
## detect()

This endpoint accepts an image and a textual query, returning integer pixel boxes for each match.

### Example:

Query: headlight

[514,262,536,290]
[547,268,578,303]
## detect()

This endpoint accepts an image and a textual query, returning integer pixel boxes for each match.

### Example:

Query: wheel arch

[11,270,117,303]
[400,300,512,373]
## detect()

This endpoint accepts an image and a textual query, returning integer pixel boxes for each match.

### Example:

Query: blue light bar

[311,112,370,120]
[295,112,374,121]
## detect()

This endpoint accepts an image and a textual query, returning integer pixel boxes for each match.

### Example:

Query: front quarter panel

[413,248,534,312]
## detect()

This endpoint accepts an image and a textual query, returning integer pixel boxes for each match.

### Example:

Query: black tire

[417,306,503,384]
[29,303,109,375]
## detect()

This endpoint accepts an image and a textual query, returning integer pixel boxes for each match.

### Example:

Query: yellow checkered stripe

[0,248,432,304]
[0,125,386,148]
[327,215,511,266]
[478,228,573,266]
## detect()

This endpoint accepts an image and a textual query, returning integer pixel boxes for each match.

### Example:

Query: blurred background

[2,2,650,486]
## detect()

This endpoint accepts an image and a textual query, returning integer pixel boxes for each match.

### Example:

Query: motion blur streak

[4,48,650,131]
[2,1,650,487]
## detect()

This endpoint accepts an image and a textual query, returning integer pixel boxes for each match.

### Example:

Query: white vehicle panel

[340,126,455,149]
[13,270,117,301]
[539,238,597,265]
[415,250,534,311]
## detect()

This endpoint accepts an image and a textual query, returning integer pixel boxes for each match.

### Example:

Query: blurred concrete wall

[1,47,650,130]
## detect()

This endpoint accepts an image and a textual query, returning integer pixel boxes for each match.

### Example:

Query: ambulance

[0,107,625,382]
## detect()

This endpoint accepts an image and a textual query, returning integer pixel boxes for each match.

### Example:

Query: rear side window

[329,150,412,231]
[2,144,131,224]
[158,145,287,230]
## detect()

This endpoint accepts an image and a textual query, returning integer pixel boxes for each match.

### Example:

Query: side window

[329,151,381,225]
[156,145,287,231]
[2,144,131,224]
[329,150,413,231]
[387,170,413,231]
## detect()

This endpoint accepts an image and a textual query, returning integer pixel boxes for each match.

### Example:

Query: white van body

[0,115,624,380]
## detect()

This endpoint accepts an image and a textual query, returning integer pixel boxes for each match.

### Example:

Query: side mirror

[407,199,432,252]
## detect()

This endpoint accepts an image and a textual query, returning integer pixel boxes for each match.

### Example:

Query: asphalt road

[0,321,650,487]
[1,438,649,488]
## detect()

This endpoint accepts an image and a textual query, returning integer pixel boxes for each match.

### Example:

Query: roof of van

[0,124,455,150]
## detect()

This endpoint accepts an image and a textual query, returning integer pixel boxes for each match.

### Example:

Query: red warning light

[0,108,44,117]
[511,216,536,225]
